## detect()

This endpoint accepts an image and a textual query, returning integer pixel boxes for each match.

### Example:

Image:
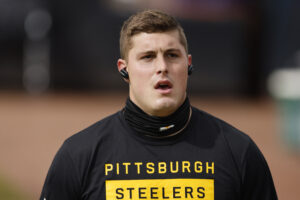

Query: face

[118,30,192,117]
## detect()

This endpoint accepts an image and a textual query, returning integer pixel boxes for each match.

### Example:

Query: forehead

[129,30,185,54]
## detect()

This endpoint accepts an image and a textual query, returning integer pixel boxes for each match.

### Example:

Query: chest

[81,140,241,200]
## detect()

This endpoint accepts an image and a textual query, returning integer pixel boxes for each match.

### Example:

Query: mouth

[154,80,173,93]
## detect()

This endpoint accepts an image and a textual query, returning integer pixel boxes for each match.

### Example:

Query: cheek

[175,70,188,84]
[130,68,151,89]
[176,75,188,93]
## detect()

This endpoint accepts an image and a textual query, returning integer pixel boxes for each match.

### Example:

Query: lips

[154,80,173,93]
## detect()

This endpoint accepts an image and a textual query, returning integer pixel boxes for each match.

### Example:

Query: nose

[156,55,168,75]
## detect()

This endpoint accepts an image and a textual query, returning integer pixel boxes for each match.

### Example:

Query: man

[40,10,277,199]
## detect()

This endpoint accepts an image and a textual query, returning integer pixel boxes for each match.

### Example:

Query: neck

[123,97,192,138]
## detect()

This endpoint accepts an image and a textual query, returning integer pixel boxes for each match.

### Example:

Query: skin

[118,30,192,117]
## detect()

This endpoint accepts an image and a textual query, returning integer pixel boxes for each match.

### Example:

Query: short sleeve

[241,140,278,199]
[40,142,81,200]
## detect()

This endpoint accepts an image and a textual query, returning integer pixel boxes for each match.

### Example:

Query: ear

[117,58,129,83]
[188,54,192,66]
[117,58,126,72]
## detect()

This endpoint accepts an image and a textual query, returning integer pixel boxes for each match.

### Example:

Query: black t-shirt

[40,107,277,200]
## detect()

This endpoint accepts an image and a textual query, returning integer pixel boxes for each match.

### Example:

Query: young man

[40,10,277,199]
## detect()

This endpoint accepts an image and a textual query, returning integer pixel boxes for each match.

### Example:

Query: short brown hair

[119,10,188,60]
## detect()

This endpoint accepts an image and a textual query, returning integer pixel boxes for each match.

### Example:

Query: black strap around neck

[123,98,191,138]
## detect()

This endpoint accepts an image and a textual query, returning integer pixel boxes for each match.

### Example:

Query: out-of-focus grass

[0,175,30,200]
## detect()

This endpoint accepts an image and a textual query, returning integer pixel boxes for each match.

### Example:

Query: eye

[141,54,154,60]
[167,53,179,58]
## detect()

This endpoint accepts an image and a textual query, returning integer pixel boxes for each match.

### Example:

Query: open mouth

[155,80,173,90]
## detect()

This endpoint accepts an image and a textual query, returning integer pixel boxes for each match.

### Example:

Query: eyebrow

[165,48,181,53]
[136,51,156,58]
[140,50,156,54]
[166,47,180,51]
[138,48,181,55]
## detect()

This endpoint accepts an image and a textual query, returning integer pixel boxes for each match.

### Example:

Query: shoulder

[45,111,123,190]
[60,111,121,158]
[68,111,119,140]
[192,106,252,143]
[191,106,257,168]
[191,108,277,198]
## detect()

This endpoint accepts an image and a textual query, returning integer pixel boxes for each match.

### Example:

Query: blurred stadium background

[1,0,300,199]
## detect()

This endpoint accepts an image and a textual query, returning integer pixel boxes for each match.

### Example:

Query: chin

[153,98,178,116]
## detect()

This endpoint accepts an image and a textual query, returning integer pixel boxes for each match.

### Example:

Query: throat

[123,98,192,138]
